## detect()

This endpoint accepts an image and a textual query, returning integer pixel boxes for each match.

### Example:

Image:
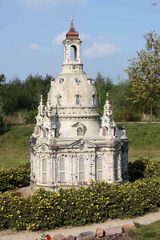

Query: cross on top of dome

[66,17,79,40]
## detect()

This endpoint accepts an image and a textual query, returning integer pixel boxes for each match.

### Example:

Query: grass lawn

[121,122,160,161]
[0,123,160,168]
[0,125,34,168]
[131,221,160,240]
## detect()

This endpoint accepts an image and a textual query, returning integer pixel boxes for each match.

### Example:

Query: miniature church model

[30,19,128,189]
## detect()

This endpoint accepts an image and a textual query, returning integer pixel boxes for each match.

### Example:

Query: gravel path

[0,210,160,240]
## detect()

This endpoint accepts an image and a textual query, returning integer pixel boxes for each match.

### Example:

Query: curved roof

[66,18,79,40]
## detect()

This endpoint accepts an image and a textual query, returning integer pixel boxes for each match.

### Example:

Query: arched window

[96,156,103,181]
[75,78,80,85]
[75,94,80,105]
[70,45,77,61]
[92,94,96,106]
[59,158,65,183]
[77,127,83,136]
[78,157,85,183]
[43,129,46,138]
[42,158,47,183]
[59,78,64,84]
[103,127,107,136]
[36,126,40,134]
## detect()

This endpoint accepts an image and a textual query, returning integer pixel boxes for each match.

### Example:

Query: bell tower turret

[62,18,83,73]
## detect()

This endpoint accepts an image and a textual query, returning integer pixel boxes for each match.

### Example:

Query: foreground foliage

[1,156,160,231]
[0,158,160,231]
[128,158,160,181]
[0,162,30,192]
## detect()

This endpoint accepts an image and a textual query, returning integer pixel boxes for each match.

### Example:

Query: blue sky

[0,0,160,82]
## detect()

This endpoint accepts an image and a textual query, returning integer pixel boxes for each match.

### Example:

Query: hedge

[0,162,30,192]
[128,158,160,181]
[0,177,160,231]
[0,158,160,231]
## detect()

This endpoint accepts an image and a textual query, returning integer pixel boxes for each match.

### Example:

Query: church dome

[50,74,97,109]
[66,18,79,40]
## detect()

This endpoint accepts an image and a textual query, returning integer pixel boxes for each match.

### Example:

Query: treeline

[0,74,52,125]
[95,72,160,122]
[1,72,160,128]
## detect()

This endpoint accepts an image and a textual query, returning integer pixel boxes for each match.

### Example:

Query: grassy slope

[131,221,160,240]
[0,123,160,168]
[0,125,34,168]
[123,123,160,161]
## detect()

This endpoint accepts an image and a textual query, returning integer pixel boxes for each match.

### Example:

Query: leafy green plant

[0,176,160,231]
[0,115,6,134]
[0,158,160,231]
[0,162,30,192]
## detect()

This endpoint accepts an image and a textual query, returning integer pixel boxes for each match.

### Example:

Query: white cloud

[80,33,91,41]
[84,42,120,58]
[51,31,66,45]
[20,0,87,7]
[30,43,40,50]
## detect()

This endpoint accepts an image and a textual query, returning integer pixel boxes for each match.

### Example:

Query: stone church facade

[30,20,128,190]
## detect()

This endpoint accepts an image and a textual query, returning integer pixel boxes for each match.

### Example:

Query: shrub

[144,160,160,179]
[0,162,30,192]
[0,158,160,231]
[25,110,37,124]
[0,115,6,134]
[0,177,160,231]
[128,158,147,182]
[128,158,160,182]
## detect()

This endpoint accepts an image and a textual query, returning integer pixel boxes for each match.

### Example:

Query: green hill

[0,125,33,168]
[0,123,160,168]
[123,122,160,161]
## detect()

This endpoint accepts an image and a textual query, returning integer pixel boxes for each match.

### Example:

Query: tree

[126,31,160,121]
[0,74,6,84]
[2,74,51,115]
[94,72,113,113]
[0,74,6,113]
[0,74,6,134]
[110,81,140,121]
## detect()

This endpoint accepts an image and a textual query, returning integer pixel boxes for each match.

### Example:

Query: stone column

[37,156,41,184]
[76,42,81,63]
[90,153,96,181]
[73,154,78,185]
[107,149,115,183]
[55,158,58,186]
[51,156,55,185]
[117,152,123,182]
[48,154,52,186]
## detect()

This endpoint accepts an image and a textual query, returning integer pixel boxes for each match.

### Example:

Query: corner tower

[30,20,128,190]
